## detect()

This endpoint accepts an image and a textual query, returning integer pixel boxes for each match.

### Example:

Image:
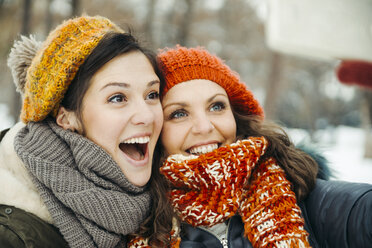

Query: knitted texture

[129,138,310,247]
[14,119,150,248]
[240,158,309,247]
[162,138,267,227]
[157,46,264,118]
[22,15,123,123]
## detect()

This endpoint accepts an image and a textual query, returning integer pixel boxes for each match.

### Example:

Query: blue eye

[169,110,188,120]
[147,91,159,100]
[210,102,226,112]
[108,94,126,103]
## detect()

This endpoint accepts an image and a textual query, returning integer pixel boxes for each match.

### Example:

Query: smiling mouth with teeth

[119,136,149,161]
[188,143,219,155]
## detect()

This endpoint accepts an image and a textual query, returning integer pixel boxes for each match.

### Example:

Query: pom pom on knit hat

[21,15,123,123]
[157,46,264,118]
[7,35,42,95]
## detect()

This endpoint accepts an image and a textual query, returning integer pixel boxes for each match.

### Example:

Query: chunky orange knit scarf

[128,137,310,248]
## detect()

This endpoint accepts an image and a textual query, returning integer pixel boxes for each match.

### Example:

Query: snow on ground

[1,103,371,184]
[288,126,372,184]
[0,104,14,131]
[320,127,372,184]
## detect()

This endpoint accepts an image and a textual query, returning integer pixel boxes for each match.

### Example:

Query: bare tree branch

[143,0,156,46]
[263,52,282,120]
[71,0,81,17]
[176,0,195,46]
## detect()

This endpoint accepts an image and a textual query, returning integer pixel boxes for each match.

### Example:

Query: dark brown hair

[61,32,159,123]
[136,142,178,247]
[61,32,174,246]
[235,112,318,201]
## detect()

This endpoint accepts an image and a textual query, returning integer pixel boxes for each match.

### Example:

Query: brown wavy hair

[235,113,318,201]
[134,141,178,247]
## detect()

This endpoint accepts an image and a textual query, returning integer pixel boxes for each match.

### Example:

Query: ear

[56,107,81,132]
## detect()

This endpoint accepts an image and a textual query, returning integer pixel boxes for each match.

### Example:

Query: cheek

[221,113,237,143]
[84,119,118,151]
[161,122,183,154]
[153,105,164,137]
[81,107,122,150]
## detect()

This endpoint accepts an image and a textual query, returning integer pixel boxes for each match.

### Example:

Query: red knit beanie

[157,46,264,118]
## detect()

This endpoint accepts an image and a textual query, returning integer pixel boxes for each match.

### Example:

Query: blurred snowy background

[287,127,372,184]
[0,0,371,184]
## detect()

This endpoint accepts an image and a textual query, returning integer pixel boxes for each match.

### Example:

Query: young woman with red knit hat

[159,46,315,248]
[0,16,174,247]
[129,46,372,248]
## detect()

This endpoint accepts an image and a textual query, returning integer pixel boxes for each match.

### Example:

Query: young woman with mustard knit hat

[129,46,372,247]
[0,16,174,247]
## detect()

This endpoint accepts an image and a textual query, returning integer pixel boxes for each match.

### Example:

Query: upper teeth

[189,144,218,155]
[123,136,150,144]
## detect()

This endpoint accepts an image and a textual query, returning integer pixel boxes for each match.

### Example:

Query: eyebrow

[208,93,228,102]
[163,93,228,110]
[100,80,160,91]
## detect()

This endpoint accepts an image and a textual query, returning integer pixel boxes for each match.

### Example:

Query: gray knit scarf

[14,119,151,248]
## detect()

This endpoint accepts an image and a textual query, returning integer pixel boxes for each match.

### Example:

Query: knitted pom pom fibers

[21,15,123,123]
[158,46,264,118]
[7,35,42,95]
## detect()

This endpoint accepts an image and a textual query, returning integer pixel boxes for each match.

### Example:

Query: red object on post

[336,60,372,90]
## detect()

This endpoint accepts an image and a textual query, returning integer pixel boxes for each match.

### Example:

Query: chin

[130,176,151,187]
[126,170,152,187]
[115,156,152,187]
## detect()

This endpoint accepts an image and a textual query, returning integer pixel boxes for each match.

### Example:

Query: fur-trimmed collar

[0,122,52,223]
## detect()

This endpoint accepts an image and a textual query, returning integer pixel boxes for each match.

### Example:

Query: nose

[131,100,155,126]
[191,113,214,134]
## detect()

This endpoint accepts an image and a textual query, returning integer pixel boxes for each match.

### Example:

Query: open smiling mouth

[186,143,219,155]
[119,137,149,161]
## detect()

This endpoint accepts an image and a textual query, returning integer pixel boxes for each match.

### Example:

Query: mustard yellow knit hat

[21,15,123,123]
